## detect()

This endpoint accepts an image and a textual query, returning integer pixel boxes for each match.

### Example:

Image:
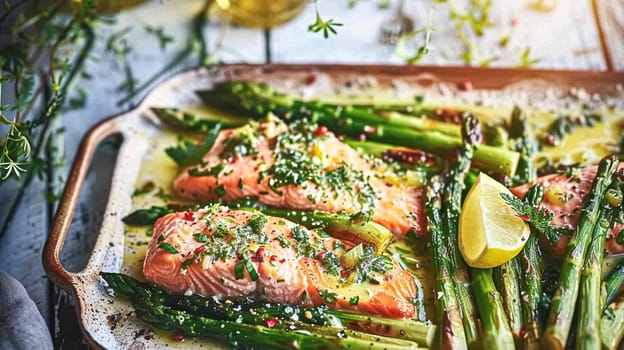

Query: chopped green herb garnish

[193,233,208,243]
[322,251,340,276]
[181,258,194,270]
[244,257,259,281]
[234,261,245,280]
[215,184,226,197]
[157,234,165,242]
[302,290,308,303]
[318,290,338,304]
[158,242,179,254]
[349,296,359,305]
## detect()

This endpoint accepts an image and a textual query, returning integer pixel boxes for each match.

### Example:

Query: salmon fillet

[143,206,418,319]
[173,118,424,238]
[511,165,624,258]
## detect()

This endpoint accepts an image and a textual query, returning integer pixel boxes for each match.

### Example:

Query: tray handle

[43,117,121,292]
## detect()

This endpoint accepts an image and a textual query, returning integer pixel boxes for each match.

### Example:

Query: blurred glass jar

[215,0,307,28]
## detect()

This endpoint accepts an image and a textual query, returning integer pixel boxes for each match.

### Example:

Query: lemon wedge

[459,172,530,268]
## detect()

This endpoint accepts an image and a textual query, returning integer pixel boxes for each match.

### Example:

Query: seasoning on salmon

[173,117,424,238]
[511,165,624,257]
[143,205,418,319]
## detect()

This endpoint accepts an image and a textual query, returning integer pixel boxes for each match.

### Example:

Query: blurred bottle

[215,0,306,28]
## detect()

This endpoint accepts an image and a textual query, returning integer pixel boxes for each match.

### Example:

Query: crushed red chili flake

[172,333,185,342]
[519,325,527,338]
[305,74,317,85]
[340,270,347,278]
[183,212,194,221]
[194,245,206,254]
[316,125,329,137]
[264,317,279,328]
[279,258,286,263]
[317,250,326,260]
[459,80,473,91]
[518,215,532,221]
[255,247,265,257]
[546,134,557,146]
[270,255,278,262]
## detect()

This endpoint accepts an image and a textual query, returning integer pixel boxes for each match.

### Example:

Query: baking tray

[42,64,624,349]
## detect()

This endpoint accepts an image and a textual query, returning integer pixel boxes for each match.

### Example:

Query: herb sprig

[501,191,570,244]
[308,0,343,39]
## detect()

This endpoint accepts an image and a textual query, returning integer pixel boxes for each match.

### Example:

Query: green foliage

[500,192,571,244]
[308,0,343,39]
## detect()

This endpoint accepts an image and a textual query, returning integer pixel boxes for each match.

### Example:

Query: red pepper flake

[519,325,527,338]
[546,134,557,146]
[316,125,329,137]
[270,255,278,262]
[518,215,532,221]
[264,317,279,328]
[340,270,347,278]
[305,74,317,85]
[459,80,473,91]
[172,333,185,342]
[317,250,326,260]
[358,133,366,141]
[255,247,265,257]
[279,258,286,263]
[194,245,206,254]
[183,212,194,221]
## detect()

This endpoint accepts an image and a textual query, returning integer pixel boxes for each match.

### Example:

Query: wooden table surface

[0,0,622,348]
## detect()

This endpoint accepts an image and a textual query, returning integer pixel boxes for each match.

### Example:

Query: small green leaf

[158,242,179,254]
[193,233,208,243]
[349,296,359,305]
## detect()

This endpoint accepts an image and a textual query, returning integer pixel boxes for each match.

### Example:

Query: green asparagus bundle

[426,175,467,349]
[575,183,622,350]
[196,81,520,176]
[101,273,435,349]
[441,114,480,346]
[542,155,620,348]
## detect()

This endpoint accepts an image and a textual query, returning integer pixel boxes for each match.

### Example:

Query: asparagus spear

[542,155,620,349]
[506,106,542,349]
[122,203,393,253]
[576,176,623,350]
[492,258,523,342]
[518,184,545,349]
[600,290,624,350]
[150,107,243,131]
[442,114,480,346]
[426,175,467,349]
[471,269,516,349]
[257,207,393,253]
[197,81,520,176]
[101,273,434,349]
